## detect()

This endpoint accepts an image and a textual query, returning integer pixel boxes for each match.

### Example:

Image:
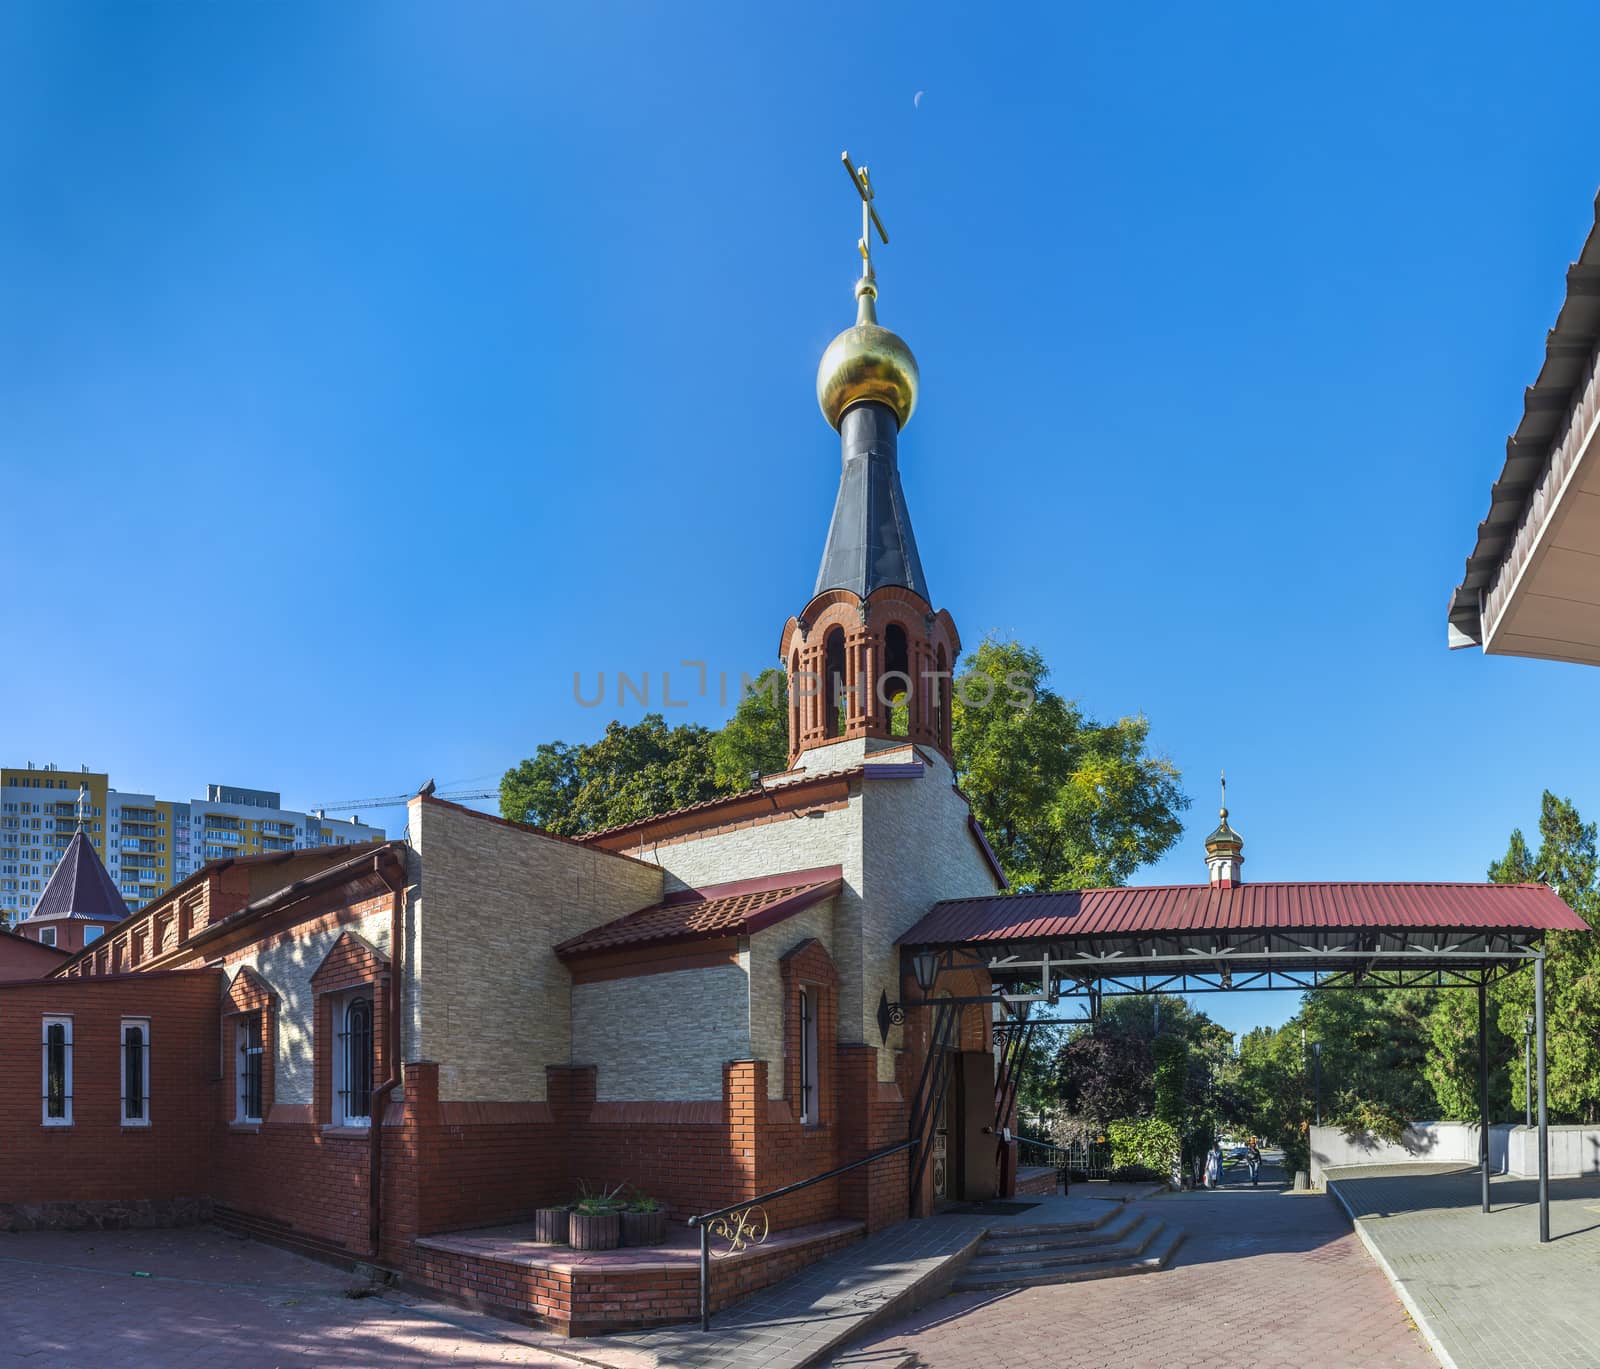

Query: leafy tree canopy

[500,637,1189,894]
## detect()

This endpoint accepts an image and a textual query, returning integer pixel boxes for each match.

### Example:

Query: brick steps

[953,1212,1183,1291]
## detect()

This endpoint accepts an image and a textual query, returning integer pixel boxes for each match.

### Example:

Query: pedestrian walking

[1246,1142,1262,1186]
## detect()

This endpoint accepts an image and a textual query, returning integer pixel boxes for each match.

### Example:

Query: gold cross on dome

[841,151,889,278]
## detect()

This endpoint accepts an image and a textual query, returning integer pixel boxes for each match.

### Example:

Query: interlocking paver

[842,1168,1434,1369]
[0,1226,575,1367]
[1326,1163,1600,1369]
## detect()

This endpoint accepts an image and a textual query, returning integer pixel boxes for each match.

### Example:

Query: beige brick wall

[649,797,864,1046]
[408,799,664,1102]
[861,751,1003,1079]
[572,961,752,1101]
[226,908,392,1107]
[748,899,835,1097]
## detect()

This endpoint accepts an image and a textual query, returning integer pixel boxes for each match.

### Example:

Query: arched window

[336,995,374,1125]
[824,628,847,738]
[789,651,801,753]
[934,644,950,751]
[797,986,820,1124]
[884,624,910,737]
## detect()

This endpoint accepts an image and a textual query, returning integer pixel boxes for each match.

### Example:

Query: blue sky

[5,2,1598,1037]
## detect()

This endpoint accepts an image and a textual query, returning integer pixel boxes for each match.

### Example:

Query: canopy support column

[1535,952,1549,1244]
[1478,979,1490,1214]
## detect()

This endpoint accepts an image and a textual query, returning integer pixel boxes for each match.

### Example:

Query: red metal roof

[900,882,1590,945]
[555,873,843,958]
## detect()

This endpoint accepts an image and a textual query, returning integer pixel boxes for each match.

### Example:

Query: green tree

[504,637,1189,895]
[709,669,790,790]
[952,639,1188,890]
[1422,989,1512,1121]
[499,714,723,836]
[1488,793,1600,1122]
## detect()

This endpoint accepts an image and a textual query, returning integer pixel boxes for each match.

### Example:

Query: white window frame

[236,1012,264,1123]
[331,989,374,1127]
[798,985,821,1126]
[42,1015,72,1126]
[37,926,55,947]
[121,1017,151,1126]
[84,925,104,945]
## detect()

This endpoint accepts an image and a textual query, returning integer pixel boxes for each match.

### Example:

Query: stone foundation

[0,1197,212,1232]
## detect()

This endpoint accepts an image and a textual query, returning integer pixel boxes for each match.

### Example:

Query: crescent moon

[913,90,924,109]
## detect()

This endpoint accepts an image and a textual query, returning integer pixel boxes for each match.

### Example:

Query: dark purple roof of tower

[24,830,131,924]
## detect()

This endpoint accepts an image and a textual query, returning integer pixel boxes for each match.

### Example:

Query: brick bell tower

[780,153,960,768]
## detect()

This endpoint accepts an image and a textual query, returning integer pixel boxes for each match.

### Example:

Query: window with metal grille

[335,994,373,1125]
[121,1019,149,1124]
[798,987,819,1125]
[42,1016,71,1125]
[238,1012,263,1122]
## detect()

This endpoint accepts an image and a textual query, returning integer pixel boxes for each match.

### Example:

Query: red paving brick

[846,1183,1437,1369]
[0,1227,575,1367]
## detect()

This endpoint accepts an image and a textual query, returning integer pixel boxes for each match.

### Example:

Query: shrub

[1066,1168,1090,1184]
[1106,1117,1179,1175]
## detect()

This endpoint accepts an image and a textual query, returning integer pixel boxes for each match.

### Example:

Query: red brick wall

[0,932,70,982]
[0,971,220,1220]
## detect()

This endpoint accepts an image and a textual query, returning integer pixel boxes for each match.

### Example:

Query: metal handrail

[686,1137,916,1331]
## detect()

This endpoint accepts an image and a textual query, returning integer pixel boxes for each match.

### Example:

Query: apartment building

[1,764,383,924]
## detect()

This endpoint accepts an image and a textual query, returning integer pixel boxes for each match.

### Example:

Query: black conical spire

[813,402,929,602]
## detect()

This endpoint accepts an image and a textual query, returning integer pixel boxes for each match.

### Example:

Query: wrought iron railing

[686,1137,916,1331]
[1014,1134,1113,1181]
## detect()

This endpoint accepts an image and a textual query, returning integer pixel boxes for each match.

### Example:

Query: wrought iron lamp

[879,951,942,1041]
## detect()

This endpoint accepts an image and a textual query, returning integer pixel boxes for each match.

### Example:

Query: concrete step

[978,1207,1144,1256]
[975,1205,1121,1240]
[953,1224,1184,1292]
[965,1216,1164,1275]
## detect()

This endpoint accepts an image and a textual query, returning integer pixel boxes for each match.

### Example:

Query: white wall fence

[1310,1122,1600,1188]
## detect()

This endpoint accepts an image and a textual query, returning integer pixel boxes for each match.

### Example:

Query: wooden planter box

[620,1209,666,1248]
[533,1206,569,1244]
[568,1210,621,1251]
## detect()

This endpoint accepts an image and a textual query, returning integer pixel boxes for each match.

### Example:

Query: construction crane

[308,782,497,813]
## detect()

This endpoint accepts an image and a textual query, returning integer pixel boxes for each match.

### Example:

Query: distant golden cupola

[816,277,920,430]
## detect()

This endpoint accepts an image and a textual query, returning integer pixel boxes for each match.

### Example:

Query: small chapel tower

[1204,772,1245,888]
[780,153,960,768]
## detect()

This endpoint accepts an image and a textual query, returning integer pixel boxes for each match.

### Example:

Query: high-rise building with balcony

[1,763,384,925]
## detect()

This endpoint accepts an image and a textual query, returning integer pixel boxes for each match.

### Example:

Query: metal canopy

[896,894,1578,1248]
[915,925,1548,1003]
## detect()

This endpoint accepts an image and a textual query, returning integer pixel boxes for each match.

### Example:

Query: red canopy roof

[900,881,1589,946]
[556,870,843,959]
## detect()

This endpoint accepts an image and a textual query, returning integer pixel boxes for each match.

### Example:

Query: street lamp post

[1524,1014,1534,1130]
[1312,1041,1323,1128]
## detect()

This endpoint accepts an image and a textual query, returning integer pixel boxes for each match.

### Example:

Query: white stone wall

[1309,1122,1481,1187]
[748,898,836,1097]
[572,962,751,1101]
[1502,1124,1600,1178]
[408,799,664,1102]
[226,908,393,1107]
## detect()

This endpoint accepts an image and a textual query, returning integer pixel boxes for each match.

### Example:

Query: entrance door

[957,1049,997,1201]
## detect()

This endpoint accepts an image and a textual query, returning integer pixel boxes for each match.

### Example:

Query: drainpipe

[369,853,406,1259]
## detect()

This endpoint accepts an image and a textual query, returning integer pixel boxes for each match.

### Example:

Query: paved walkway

[0,1227,574,1367]
[841,1168,1435,1369]
[1327,1163,1600,1369]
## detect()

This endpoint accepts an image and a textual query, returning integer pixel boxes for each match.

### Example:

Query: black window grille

[798,988,814,1123]
[44,1021,69,1119]
[338,996,373,1121]
[123,1024,146,1120]
[240,1012,263,1121]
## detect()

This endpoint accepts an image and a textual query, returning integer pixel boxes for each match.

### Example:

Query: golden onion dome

[816,278,919,431]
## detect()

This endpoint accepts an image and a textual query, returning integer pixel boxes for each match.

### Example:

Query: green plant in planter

[572,1179,627,1214]
[628,1191,661,1213]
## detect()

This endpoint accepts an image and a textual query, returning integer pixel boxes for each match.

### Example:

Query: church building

[0,159,1022,1334]
[6,157,1583,1339]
